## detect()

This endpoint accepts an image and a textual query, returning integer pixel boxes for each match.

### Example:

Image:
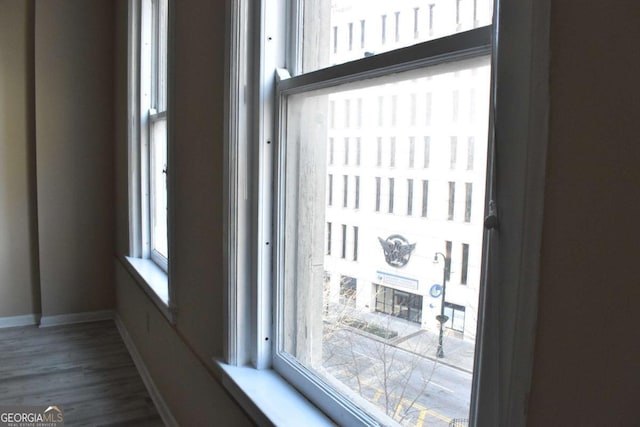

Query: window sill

[214,361,335,427]
[120,256,175,324]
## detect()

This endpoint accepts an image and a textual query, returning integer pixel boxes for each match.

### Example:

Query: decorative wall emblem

[377,235,416,268]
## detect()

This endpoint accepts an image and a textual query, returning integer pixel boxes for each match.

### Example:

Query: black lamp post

[434,251,449,358]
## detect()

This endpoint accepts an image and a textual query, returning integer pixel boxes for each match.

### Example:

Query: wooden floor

[0,320,164,427]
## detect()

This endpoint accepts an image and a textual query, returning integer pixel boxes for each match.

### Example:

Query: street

[322,327,472,426]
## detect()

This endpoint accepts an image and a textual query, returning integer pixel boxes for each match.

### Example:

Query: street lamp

[434,252,449,358]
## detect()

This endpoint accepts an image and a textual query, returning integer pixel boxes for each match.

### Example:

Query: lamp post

[434,252,449,358]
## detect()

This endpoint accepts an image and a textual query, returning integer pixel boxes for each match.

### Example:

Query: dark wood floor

[0,320,164,427]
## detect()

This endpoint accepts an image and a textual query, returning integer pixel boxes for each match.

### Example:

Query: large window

[223,0,550,425]
[126,0,172,316]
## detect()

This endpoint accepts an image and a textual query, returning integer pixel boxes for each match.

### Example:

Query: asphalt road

[322,328,472,426]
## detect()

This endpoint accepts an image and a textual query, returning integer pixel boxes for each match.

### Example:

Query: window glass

[300,0,493,73]
[279,56,490,425]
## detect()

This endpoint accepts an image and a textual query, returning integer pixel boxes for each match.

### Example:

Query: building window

[428,3,435,35]
[381,14,387,45]
[388,177,395,213]
[445,240,452,282]
[348,22,354,51]
[407,179,414,215]
[376,137,382,166]
[423,136,430,168]
[340,276,357,307]
[375,285,423,324]
[344,99,351,128]
[356,137,361,166]
[328,137,334,165]
[467,136,475,170]
[444,302,466,332]
[326,222,332,255]
[343,175,348,208]
[354,176,360,209]
[344,137,350,165]
[448,181,456,220]
[353,226,359,261]
[394,11,400,42]
[127,0,171,310]
[465,182,472,222]
[375,177,381,212]
[360,19,366,49]
[421,180,429,217]
[450,136,458,169]
[333,25,338,53]
[390,137,396,167]
[413,7,420,39]
[341,224,347,259]
[461,243,469,285]
[409,137,415,168]
[328,174,333,206]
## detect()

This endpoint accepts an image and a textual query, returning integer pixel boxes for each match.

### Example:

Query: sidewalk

[347,309,476,374]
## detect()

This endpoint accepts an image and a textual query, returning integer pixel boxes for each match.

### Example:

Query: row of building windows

[328,90,478,129]
[329,175,473,222]
[331,1,481,54]
[328,135,475,170]
[326,223,359,261]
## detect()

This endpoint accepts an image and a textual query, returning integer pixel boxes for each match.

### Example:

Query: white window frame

[220,0,550,425]
[125,0,175,323]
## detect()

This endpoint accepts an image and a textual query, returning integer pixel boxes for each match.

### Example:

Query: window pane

[300,0,494,73]
[280,56,490,425]
[150,117,168,259]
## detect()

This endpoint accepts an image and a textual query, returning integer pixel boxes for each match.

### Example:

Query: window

[328,174,333,206]
[374,177,381,212]
[381,14,387,45]
[376,137,382,166]
[360,20,366,49]
[326,222,332,255]
[444,302,466,332]
[421,179,429,217]
[344,137,349,165]
[353,226,359,261]
[355,137,361,166]
[341,224,347,259]
[389,137,396,167]
[394,11,401,43]
[445,240,452,282]
[448,181,456,220]
[348,22,354,51]
[388,177,395,213]
[423,136,430,168]
[356,98,362,127]
[461,243,470,284]
[413,7,420,39]
[407,179,414,215]
[354,176,360,209]
[223,0,550,426]
[342,175,348,208]
[450,136,458,169]
[126,0,172,316]
[328,137,334,165]
[409,137,415,168]
[467,136,475,170]
[465,182,473,222]
[344,99,351,128]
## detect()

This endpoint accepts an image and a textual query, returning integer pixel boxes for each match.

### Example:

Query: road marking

[429,381,454,393]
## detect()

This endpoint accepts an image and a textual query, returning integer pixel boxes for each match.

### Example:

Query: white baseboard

[0,314,40,329]
[115,314,178,427]
[39,310,114,327]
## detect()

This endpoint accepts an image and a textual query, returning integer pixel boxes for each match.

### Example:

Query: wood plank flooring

[0,320,164,427]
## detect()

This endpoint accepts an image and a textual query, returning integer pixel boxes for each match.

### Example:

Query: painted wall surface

[35,0,115,317]
[0,1,40,318]
[528,2,640,425]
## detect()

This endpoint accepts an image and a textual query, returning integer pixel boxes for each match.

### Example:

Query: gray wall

[35,0,115,317]
[527,2,640,425]
[0,0,39,318]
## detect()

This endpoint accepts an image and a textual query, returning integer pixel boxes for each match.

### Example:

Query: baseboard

[0,314,40,329]
[39,310,114,327]
[115,314,179,427]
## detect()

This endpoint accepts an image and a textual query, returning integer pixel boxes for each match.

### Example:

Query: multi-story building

[322,0,491,341]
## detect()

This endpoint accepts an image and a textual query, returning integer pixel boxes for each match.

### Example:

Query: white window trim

[220,0,550,426]
[126,0,176,324]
